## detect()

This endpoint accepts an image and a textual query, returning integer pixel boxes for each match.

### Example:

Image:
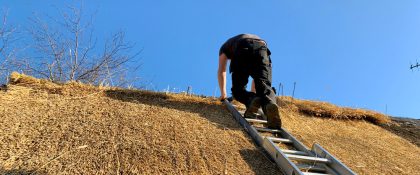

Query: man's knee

[232,88,255,104]
[231,86,246,97]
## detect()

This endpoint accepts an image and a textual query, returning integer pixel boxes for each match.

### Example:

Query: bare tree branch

[0,9,18,83]
[26,4,141,86]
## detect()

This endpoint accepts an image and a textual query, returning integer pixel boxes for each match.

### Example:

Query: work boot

[244,97,261,118]
[264,103,282,129]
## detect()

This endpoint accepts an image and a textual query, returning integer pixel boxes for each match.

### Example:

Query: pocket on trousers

[256,47,270,65]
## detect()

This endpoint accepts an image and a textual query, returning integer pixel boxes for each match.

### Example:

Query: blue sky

[2,1,420,119]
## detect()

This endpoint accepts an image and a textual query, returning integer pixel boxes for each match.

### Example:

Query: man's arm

[218,53,228,100]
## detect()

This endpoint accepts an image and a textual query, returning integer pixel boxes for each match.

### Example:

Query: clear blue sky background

[2,0,420,119]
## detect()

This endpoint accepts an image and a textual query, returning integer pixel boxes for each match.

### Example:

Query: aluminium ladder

[223,99,357,175]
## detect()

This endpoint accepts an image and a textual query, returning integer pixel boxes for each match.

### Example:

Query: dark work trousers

[230,38,277,107]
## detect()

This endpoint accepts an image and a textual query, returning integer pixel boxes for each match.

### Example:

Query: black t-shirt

[219,34,261,59]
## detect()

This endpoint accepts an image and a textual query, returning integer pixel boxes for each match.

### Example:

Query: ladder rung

[302,172,332,175]
[281,149,309,156]
[297,164,327,172]
[223,100,355,175]
[255,127,282,133]
[286,154,330,163]
[266,137,293,143]
[245,118,267,124]
[239,111,262,117]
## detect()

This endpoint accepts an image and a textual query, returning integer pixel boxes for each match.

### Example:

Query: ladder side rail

[322,165,340,175]
[223,100,356,175]
[223,100,264,146]
[263,138,305,175]
[278,128,313,156]
[312,144,357,175]
[224,100,304,175]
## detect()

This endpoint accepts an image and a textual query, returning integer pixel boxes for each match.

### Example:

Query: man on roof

[218,34,282,129]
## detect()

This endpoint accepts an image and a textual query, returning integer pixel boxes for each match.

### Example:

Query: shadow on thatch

[104,89,243,131]
[379,117,420,147]
[239,149,279,175]
[0,168,47,175]
[105,89,284,173]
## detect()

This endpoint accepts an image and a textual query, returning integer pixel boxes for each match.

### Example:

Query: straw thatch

[1,73,419,175]
[277,96,390,124]
[1,73,280,174]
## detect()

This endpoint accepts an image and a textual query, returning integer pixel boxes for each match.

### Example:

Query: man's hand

[219,93,227,101]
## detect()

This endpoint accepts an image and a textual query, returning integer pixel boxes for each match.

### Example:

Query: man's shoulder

[224,33,261,44]
[220,34,262,57]
[232,33,261,40]
[241,33,261,39]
